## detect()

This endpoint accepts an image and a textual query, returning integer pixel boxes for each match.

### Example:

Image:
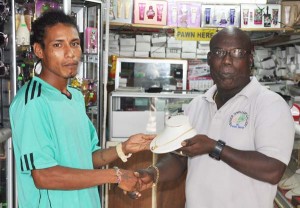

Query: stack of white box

[273,47,286,76]
[120,37,136,57]
[108,33,120,56]
[294,45,300,74]
[135,35,151,58]
[151,35,167,58]
[253,48,275,79]
[182,41,197,59]
[166,37,182,59]
[197,41,210,59]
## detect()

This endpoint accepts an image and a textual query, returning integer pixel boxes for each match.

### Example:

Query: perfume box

[109,0,133,24]
[133,0,167,25]
[177,2,202,28]
[85,27,98,54]
[167,1,178,26]
[240,4,281,28]
[281,1,300,27]
[201,4,240,28]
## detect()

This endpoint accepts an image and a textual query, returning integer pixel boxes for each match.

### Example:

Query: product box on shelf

[201,4,240,28]
[281,1,300,27]
[167,1,178,27]
[85,27,98,53]
[109,0,133,24]
[240,4,281,28]
[136,35,152,43]
[133,0,167,25]
[177,2,202,28]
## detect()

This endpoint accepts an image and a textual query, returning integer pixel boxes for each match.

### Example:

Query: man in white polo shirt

[134,27,295,208]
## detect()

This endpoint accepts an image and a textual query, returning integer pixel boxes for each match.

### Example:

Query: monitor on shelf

[115,58,188,91]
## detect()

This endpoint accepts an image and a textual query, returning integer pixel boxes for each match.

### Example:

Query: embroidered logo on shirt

[229,111,249,129]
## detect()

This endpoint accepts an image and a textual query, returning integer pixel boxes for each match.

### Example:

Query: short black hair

[31,10,79,49]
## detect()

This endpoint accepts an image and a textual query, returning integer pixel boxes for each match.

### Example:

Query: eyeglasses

[210,48,250,58]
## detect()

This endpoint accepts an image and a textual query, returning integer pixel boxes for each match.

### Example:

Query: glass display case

[109,91,202,141]
[114,58,188,92]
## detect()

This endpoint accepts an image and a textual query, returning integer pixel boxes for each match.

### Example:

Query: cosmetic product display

[264,6,271,27]
[85,27,98,54]
[240,4,281,28]
[201,5,240,28]
[110,0,133,23]
[133,0,167,25]
[177,2,201,28]
[167,1,178,26]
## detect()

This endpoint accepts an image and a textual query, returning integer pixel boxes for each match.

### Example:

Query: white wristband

[116,143,132,162]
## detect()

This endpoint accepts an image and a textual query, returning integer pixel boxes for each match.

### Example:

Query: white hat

[150,115,197,154]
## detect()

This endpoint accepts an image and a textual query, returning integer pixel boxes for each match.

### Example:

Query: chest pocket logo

[229,111,249,129]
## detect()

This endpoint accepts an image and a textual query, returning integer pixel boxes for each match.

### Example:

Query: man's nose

[222,51,233,63]
[65,45,75,57]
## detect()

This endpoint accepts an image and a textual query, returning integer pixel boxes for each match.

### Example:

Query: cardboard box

[133,0,167,25]
[120,51,134,57]
[177,2,202,28]
[109,0,133,24]
[166,52,181,59]
[201,4,240,28]
[120,45,135,52]
[166,48,181,54]
[151,46,166,53]
[134,51,150,57]
[151,52,166,58]
[136,35,152,43]
[240,4,281,28]
[120,38,136,46]
[152,35,167,44]
[181,52,196,59]
[136,42,151,52]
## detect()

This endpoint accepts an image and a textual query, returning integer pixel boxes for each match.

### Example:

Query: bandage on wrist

[116,143,132,162]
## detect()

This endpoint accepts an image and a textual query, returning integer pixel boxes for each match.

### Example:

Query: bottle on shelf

[24,1,34,31]
[16,9,30,46]
[108,55,117,84]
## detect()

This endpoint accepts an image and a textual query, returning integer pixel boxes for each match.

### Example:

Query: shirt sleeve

[15,101,58,174]
[255,94,295,165]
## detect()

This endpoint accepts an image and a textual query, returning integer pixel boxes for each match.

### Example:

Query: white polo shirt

[184,77,294,208]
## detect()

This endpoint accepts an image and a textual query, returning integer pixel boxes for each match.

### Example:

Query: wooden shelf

[108,22,295,32]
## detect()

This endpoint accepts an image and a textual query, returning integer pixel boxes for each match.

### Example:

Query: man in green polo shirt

[9,10,154,208]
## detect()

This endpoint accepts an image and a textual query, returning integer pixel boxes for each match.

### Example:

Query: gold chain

[151,128,193,151]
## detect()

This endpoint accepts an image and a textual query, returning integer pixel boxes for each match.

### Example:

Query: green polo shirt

[10,76,101,208]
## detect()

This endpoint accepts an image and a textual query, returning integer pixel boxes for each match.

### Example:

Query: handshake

[111,133,160,199]
[112,165,159,199]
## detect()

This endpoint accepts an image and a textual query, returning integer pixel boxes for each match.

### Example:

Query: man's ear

[33,43,43,59]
